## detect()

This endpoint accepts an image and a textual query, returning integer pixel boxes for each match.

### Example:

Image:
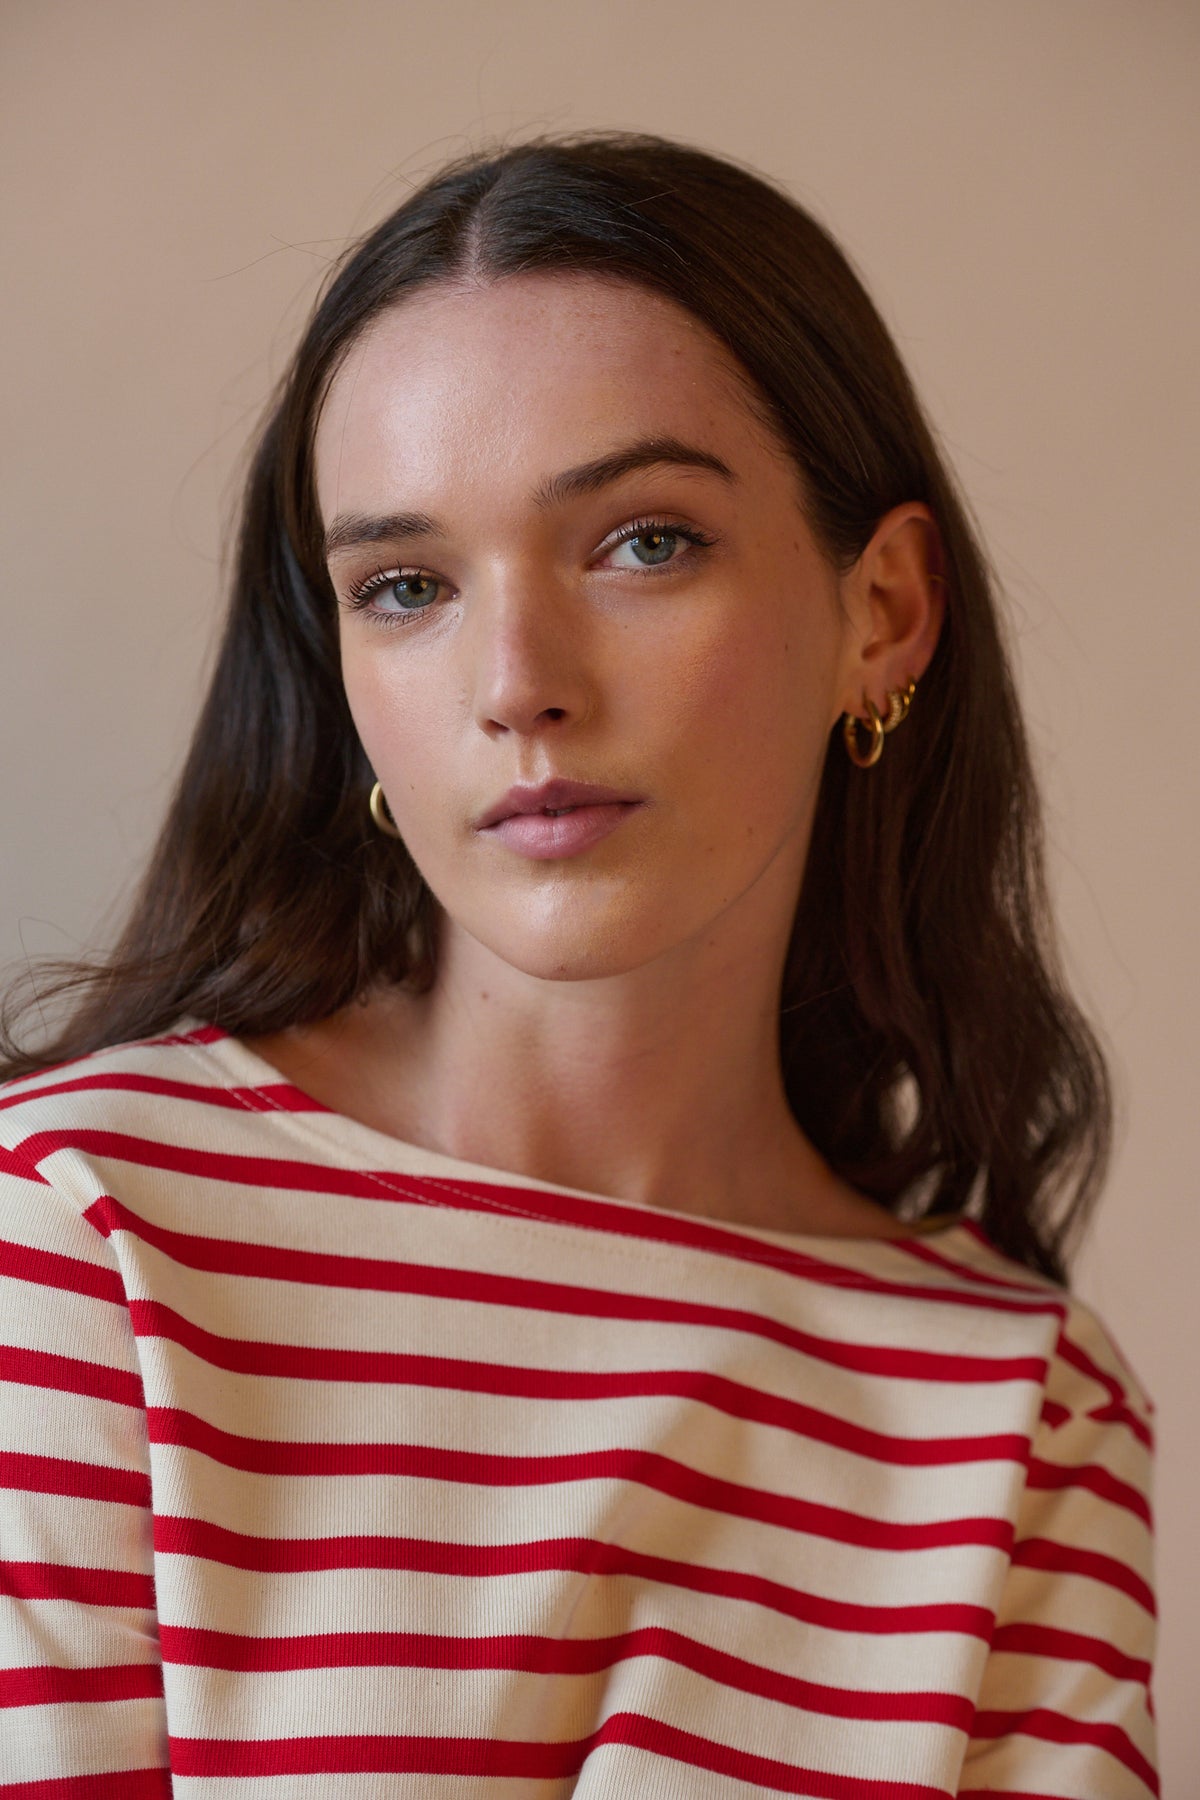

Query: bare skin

[248,272,944,1239]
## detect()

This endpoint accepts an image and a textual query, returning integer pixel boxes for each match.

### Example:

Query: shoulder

[953,1227,1155,1530]
[0,1022,237,1159]
[914,1223,1155,1583]
[0,1022,279,1223]
[972,1223,1151,1429]
[952,1239,1158,1793]
[1042,1287,1154,1451]
[1032,1281,1155,1562]
[0,1030,233,1316]
[893,1219,1154,1429]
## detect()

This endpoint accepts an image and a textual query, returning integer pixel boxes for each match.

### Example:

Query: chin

[462,905,671,985]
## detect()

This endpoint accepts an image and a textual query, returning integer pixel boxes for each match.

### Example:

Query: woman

[0,134,1155,1795]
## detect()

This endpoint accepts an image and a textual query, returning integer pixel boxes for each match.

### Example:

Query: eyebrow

[321,435,736,560]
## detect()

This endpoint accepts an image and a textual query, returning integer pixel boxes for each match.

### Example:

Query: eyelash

[341,517,718,627]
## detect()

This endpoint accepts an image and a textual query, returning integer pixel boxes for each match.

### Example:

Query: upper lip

[476,779,643,830]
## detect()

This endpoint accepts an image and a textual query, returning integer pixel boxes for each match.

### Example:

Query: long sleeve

[957,1301,1157,1798]
[0,1142,170,1794]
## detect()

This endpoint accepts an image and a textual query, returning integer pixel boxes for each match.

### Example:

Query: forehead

[312,273,783,515]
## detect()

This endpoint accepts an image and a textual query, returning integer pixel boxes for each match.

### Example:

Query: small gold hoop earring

[843,696,885,768]
[369,780,403,839]
[883,678,917,733]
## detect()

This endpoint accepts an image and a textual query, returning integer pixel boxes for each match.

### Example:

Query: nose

[467,566,596,738]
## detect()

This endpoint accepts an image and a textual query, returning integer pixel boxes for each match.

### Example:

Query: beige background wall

[3,0,1196,1783]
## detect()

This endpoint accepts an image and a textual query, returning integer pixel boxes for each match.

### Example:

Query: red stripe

[2,1023,226,1086]
[1026,1454,1152,1526]
[157,1023,226,1046]
[34,1125,1066,1319]
[1038,1398,1070,1429]
[0,1662,163,1708]
[130,1299,1032,1469]
[989,1620,1151,1687]
[146,1406,1013,1553]
[959,1791,1089,1799]
[156,1621,973,1727]
[0,1145,50,1186]
[89,1196,1050,1387]
[0,1071,324,1116]
[433,1176,1061,1319]
[0,1240,124,1306]
[0,1563,156,1608]
[0,1347,143,1409]
[898,1237,1049,1294]
[1089,1398,1155,1445]
[1056,1334,1153,1448]
[971,1705,1158,1792]
[154,1514,995,1638]
[0,1775,171,1799]
[168,1711,948,1795]
[1010,1537,1155,1615]
[0,1452,149,1509]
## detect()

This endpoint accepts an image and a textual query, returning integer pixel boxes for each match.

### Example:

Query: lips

[475,778,642,831]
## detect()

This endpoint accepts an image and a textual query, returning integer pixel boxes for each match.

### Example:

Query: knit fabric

[0,1024,1156,1796]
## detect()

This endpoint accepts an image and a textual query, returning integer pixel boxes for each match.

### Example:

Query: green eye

[344,568,443,623]
[388,574,439,609]
[605,519,715,573]
[627,529,678,565]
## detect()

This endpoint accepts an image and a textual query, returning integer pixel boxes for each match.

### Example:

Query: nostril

[483,702,578,735]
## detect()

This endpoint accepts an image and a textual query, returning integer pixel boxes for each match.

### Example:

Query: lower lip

[482,802,643,860]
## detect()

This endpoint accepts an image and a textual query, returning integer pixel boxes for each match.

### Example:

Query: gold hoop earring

[882,679,917,733]
[369,780,403,839]
[843,696,885,768]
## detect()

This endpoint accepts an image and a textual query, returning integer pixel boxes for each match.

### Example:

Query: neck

[259,907,903,1240]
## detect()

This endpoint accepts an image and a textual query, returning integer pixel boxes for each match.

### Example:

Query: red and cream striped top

[0,1023,1156,1796]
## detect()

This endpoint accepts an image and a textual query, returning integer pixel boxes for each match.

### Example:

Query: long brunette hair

[1,132,1110,1279]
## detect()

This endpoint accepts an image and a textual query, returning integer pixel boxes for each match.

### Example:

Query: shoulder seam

[0,1120,115,1245]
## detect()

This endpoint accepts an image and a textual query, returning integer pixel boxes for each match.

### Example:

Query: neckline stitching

[175,1028,984,1290]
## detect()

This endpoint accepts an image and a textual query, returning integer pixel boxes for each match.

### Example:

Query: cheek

[660,613,836,815]
[339,639,448,802]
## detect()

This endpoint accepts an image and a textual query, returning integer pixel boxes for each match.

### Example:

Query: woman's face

[315,272,862,984]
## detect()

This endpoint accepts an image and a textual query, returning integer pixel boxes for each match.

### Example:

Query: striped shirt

[0,1023,1156,1797]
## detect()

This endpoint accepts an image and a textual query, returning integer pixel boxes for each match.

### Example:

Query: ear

[834,502,946,721]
